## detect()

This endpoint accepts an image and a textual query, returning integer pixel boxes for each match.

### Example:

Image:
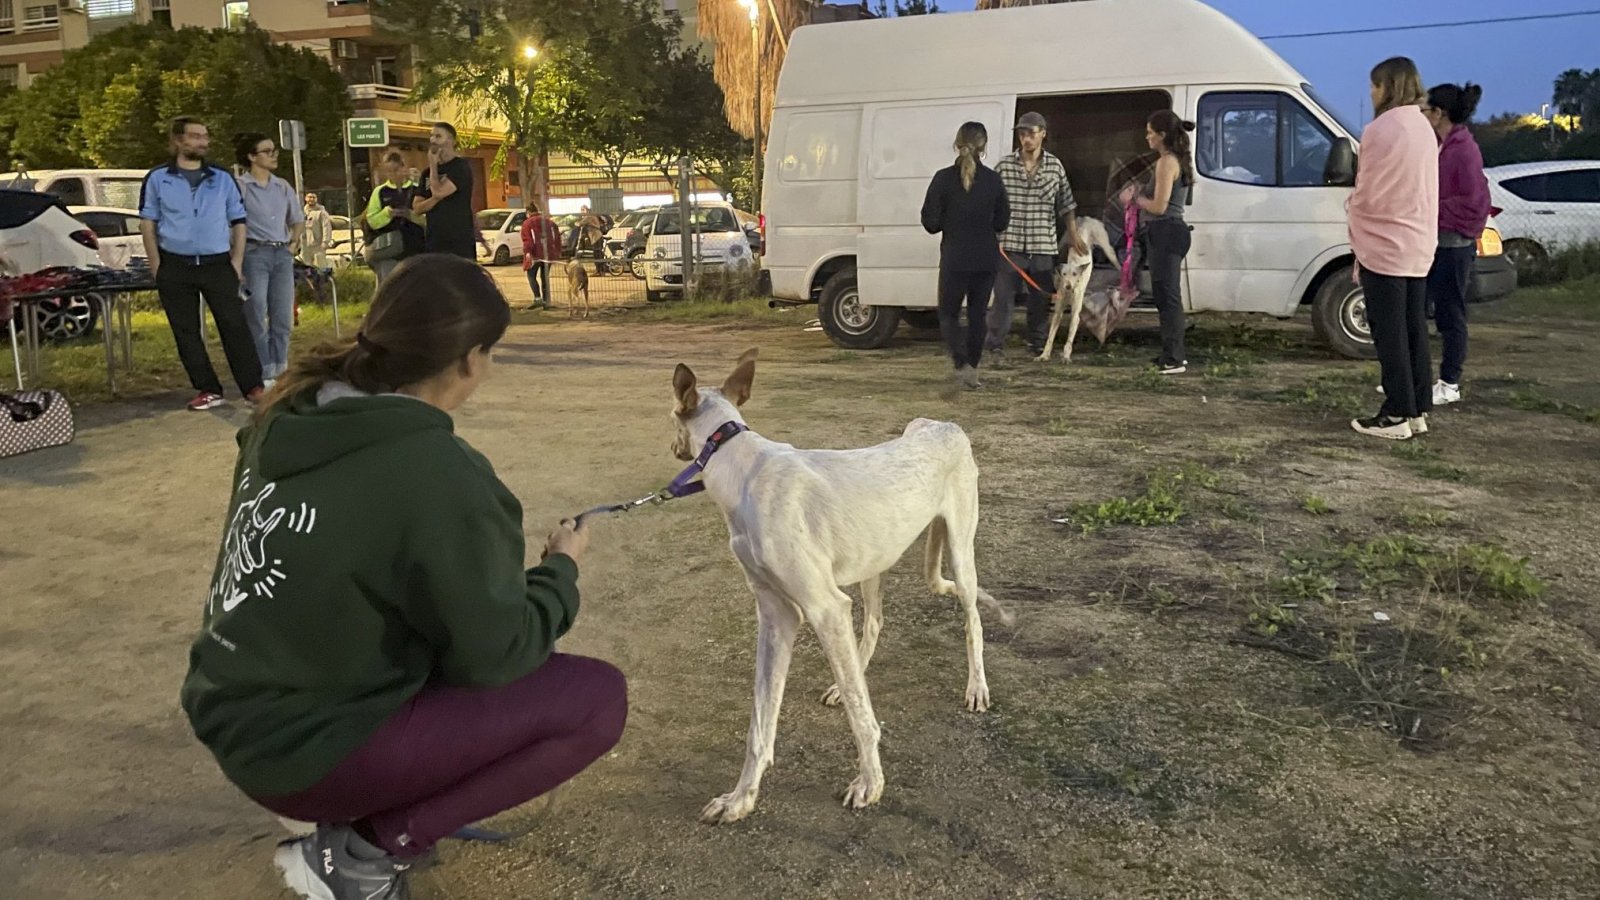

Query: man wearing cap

[987,110,1086,362]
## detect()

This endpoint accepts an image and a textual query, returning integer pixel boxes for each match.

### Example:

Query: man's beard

[179,148,206,161]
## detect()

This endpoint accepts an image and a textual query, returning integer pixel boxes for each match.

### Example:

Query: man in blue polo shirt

[139,116,265,411]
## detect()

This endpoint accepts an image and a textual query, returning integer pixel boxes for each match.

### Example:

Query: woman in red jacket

[1422,83,1491,407]
[520,200,562,310]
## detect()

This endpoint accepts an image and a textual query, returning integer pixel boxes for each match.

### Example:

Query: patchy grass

[1242,535,1543,746]
[1300,494,1332,516]
[1259,366,1378,416]
[1059,463,1221,532]
[630,296,789,323]
[1488,274,1600,321]
[1390,441,1472,483]
[3,300,369,404]
[1506,389,1600,425]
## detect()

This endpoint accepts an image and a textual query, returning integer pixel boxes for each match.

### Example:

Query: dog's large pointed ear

[673,363,699,415]
[722,347,758,407]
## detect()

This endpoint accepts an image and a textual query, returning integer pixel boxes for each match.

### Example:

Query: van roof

[2,169,150,180]
[777,0,1305,107]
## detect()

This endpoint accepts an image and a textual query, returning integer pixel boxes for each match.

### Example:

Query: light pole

[737,0,761,211]
[520,43,549,215]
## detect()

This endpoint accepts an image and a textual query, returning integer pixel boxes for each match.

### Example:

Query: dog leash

[998,241,1049,294]
[571,421,748,527]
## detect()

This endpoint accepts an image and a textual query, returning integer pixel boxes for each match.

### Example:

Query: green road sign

[346,118,389,148]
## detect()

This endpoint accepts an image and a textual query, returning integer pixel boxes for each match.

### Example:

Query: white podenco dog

[1037,216,1119,362]
[671,349,1011,824]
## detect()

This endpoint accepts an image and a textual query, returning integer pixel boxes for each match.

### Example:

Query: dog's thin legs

[820,575,883,707]
[702,590,801,825]
[1038,287,1067,361]
[1062,275,1088,362]
[809,597,884,810]
[945,488,992,712]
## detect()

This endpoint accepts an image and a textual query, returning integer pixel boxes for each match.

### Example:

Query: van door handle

[1533,210,1557,215]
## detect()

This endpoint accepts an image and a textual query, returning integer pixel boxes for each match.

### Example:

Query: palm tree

[1552,68,1599,132]
[699,0,811,141]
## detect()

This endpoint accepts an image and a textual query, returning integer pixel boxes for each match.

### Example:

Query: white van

[759,0,1513,358]
[0,169,150,211]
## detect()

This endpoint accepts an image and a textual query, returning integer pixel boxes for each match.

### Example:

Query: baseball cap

[1015,111,1047,132]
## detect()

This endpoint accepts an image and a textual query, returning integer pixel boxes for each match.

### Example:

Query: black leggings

[1361,268,1432,420]
[937,268,997,369]
[1146,218,1191,366]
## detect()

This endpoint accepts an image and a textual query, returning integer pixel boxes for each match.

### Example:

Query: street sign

[345,118,388,148]
[278,119,306,151]
[279,119,308,203]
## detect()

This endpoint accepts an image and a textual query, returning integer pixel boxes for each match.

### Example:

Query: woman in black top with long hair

[921,121,1011,390]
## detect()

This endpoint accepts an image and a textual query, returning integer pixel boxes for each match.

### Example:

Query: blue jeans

[242,244,295,378]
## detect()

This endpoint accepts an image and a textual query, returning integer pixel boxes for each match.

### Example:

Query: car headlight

[653,247,668,259]
[728,243,744,257]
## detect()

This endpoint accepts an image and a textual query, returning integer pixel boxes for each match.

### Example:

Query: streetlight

[522,43,539,60]
[737,0,761,211]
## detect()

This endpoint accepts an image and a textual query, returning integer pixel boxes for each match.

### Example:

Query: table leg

[99,297,118,395]
[118,297,133,367]
[8,318,22,390]
[23,305,41,384]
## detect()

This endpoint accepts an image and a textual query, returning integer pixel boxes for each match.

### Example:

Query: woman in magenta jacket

[1347,57,1440,441]
[1423,83,1491,407]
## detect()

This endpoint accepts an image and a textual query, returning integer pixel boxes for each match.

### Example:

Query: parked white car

[70,206,146,267]
[2,189,105,341]
[640,204,757,302]
[477,208,527,266]
[760,0,1514,358]
[1485,161,1600,269]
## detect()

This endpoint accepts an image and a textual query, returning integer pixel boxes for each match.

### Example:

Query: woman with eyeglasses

[235,133,305,386]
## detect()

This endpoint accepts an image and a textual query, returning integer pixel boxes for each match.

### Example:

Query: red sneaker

[245,387,266,406]
[187,392,225,411]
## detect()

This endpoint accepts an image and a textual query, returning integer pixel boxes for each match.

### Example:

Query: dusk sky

[931,1,1600,126]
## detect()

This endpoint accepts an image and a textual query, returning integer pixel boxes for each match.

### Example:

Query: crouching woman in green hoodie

[180,253,626,900]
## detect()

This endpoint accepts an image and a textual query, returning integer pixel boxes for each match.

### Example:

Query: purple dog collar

[664,420,748,499]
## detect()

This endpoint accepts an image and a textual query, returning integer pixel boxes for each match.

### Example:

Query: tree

[875,0,939,14]
[636,47,751,204]
[8,23,350,170]
[1552,68,1599,132]
[564,4,686,188]
[380,0,673,203]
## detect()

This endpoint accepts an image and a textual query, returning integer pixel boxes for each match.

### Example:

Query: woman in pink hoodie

[1348,57,1440,441]
[1423,83,1491,407]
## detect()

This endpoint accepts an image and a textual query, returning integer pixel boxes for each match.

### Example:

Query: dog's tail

[926,518,1016,627]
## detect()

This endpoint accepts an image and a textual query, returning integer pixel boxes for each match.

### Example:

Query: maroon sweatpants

[252,653,628,857]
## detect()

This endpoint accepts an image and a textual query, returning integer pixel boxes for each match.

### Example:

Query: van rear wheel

[818,268,899,349]
[1311,266,1377,360]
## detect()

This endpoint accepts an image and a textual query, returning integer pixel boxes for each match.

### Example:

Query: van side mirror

[1325,138,1357,187]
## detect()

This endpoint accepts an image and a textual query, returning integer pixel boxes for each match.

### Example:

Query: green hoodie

[179,387,581,798]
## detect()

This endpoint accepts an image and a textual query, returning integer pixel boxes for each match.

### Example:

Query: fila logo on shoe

[322,848,335,875]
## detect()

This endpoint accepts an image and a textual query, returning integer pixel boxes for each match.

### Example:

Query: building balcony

[346,83,509,137]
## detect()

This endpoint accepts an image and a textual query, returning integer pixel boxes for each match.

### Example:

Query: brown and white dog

[565,258,590,318]
[670,349,1012,824]
[1037,216,1118,362]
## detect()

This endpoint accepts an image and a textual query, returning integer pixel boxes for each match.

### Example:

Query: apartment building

[0,1,722,212]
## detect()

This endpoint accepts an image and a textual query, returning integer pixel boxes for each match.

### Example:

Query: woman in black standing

[921,121,1011,390]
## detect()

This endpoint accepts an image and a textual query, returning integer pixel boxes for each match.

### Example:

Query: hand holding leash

[543,518,589,564]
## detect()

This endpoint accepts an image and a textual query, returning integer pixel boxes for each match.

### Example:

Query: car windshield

[476,211,509,230]
[614,211,646,229]
[656,208,741,235]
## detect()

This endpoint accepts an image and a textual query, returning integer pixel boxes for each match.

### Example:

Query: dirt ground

[2,291,1598,899]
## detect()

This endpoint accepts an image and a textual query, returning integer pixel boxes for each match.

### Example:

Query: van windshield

[1302,83,1360,139]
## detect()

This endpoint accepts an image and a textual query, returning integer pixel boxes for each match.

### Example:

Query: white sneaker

[1409,415,1428,435]
[1351,415,1413,441]
[1433,381,1461,406]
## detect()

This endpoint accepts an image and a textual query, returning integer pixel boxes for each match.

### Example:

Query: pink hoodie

[1348,105,1440,278]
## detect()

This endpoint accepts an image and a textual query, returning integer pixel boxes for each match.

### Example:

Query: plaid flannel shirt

[996,151,1076,256]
